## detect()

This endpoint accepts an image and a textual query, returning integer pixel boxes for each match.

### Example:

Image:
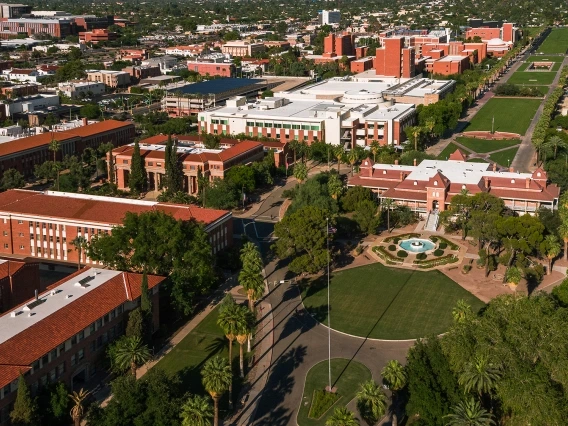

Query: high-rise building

[319,9,341,25]
[373,37,415,78]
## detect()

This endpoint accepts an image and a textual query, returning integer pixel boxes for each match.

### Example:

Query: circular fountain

[399,238,436,253]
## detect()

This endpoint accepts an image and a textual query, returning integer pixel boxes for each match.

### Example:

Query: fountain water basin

[399,238,436,253]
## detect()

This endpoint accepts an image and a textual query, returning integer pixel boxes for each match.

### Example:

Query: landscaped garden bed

[429,236,460,251]
[383,232,421,244]
[413,254,459,269]
[373,246,404,264]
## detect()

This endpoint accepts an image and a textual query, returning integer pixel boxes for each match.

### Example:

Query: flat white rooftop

[0,268,122,344]
[134,141,223,155]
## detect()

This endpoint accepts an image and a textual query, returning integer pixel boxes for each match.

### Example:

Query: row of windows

[30,234,67,243]
[211,119,228,125]
[245,121,320,131]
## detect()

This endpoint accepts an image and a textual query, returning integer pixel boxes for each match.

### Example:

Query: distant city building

[1,68,49,83]
[0,3,32,18]
[140,55,180,74]
[116,48,148,61]
[186,53,235,78]
[32,43,84,53]
[164,44,207,57]
[318,9,341,25]
[122,65,161,81]
[221,41,265,57]
[86,70,130,88]
[57,81,105,99]
[79,28,117,44]
[0,94,60,118]
[0,83,39,98]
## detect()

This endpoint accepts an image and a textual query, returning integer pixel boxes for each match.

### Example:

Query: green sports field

[301,263,484,340]
[465,98,541,135]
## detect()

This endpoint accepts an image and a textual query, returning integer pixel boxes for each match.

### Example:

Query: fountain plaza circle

[399,238,436,253]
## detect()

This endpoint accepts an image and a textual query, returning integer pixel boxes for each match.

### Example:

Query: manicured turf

[466,98,541,135]
[525,55,565,63]
[437,142,460,160]
[155,305,244,401]
[456,137,520,153]
[537,28,568,54]
[297,359,372,426]
[301,263,485,340]
[489,146,520,167]
[506,71,556,85]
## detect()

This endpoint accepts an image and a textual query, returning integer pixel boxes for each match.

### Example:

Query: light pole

[326,217,331,392]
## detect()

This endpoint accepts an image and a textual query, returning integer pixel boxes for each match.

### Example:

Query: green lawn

[489,146,520,167]
[506,71,556,85]
[466,98,541,135]
[301,263,485,340]
[437,142,461,160]
[297,359,372,426]
[525,55,565,63]
[456,137,521,154]
[154,305,244,402]
[537,28,568,54]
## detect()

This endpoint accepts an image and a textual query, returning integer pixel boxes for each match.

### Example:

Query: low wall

[461,131,521,140]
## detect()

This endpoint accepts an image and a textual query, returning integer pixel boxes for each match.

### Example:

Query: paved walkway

[511,55,568,172]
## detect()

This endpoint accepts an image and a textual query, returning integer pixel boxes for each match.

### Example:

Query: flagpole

[327,217,331,392]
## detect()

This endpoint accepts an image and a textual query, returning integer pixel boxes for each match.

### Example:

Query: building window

[3,244,7,249]
[78,349,84,361]
[2,231,6,236]
[18,220,23,224]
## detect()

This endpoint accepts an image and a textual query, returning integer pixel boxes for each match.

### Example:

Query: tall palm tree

[217,295,243,408]
[370,140,381,162]
[49,138,60,190]
[445,398,495,426]
[543,234,561,274]
[240,242,263,272]
[235,306,255,378]
[381,360,406,397]
[545,135,567,160]
[558,222,568,261]
[71,236,87,270]
[347,149,359,176]
[334,145,345,173]
[356,380,388,424]
[180,394,214,426]
[112,335,151,376]
[458,354,501,397]
[532,138,546,165]
[201,356,232,426]
[410,126,422,151]
[326,407,360,426]
[425,118,436,141]
[382,198,395,233]
[452,299,472,324]
[69,388,89,426]
[239,268,264,311]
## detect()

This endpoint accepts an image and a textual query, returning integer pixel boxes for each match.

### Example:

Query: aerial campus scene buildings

[0,0,567,425]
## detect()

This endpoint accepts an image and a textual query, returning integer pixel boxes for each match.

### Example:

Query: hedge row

[414,254,459,269]
[373,246,404,264]
[384,233,421,243]
[429,236,460,251]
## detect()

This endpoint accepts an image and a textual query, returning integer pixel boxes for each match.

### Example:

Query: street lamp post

[326,217,332,392]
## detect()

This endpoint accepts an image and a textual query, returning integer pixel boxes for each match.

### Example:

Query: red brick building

[0,120,135,178]
[0,84,39,98]
[79,28,117,44]
[350,57,374,73]
[0,267,166,424]
[111,138,264,196]
[323,33,355,57]
[374,37,415,78]
[0,260,40,314]
[186,61,235,78]
[0,189,234,263]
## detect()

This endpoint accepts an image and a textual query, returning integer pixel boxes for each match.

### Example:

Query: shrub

[355,245,365,256]
[308,389,341,419]
[414,254,459,268]
[433,249,444,257]
[463,264,472,274]
[393,238,400,244]
[397,250,408,258]
[438,242,447,250]
[416,253,427,260]
[429,235,459,250]
[388,244,397,251]
[373,246,404,263]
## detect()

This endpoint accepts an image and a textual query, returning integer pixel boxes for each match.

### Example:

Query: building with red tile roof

[0,189,233,265]
[0,267,166,421]
[348,150,560,216]
[0,120,135,179]
[111,137,265,195]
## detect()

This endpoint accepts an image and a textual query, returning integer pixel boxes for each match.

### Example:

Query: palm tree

[425,118,436,141]
[112,335,151,376]
[334,145,345,173]
[545,135,567,159]
[239,268,264,311]
[289,139,300,164]
[370,140,381,162]
[240,242,263,272]
[347,149,359,176]
[49,138,60,190]
[69,388,89,426]
[293,162,308,183]
[505,266,522,288]
[532,138,546,165]
[382,198,395,233]
[356,380,388,424]
[452,299,472,324]
[445,398,495,426]
[71,236,87,270]
[180,394,214,426]
[381,360,406,396]
[458,354,501,397]
[235,306,255,378]
[558,222,568,261]
[201,356,232,426]
[543,234,561,274]
[217,295,242,408]
[326,407,360,426]
[410,126,422,151]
